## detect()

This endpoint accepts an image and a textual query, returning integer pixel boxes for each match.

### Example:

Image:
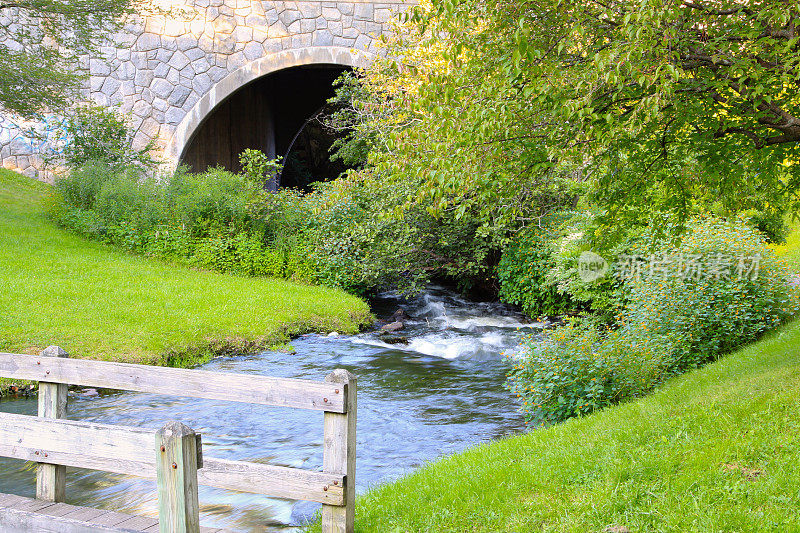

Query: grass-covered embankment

[344,229,800,531]
[0,169,371,366]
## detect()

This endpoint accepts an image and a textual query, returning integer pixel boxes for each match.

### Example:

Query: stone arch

[164,46,374,167]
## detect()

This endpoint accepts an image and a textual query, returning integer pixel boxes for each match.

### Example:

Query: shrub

[302,172,505,296]
[546,212,630,321]
[53,204,107,238]
[166,167,260,239]
[53,163,274,270]
[301,176,401,294]
[54,160,115,210]
[508,216,799,424]
[284,237,318,282]
[191,233,285,277]
[94,168,165,231]
[246,187,307,246]
[239,149,282,188]
[625,216,799,371]
[60,106,157,172]
[498,226,573,318]
[142,225,193,261]
[507,322,677,425]
[743,207,788,244]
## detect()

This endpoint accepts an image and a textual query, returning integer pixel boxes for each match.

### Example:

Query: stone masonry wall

[0,0,409,181]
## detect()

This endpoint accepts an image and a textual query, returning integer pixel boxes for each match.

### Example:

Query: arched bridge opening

[179,64,352,191]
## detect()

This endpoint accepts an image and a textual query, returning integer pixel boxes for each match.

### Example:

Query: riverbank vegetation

[315,0,800,424]
[508,217,798,424]
[312,3,800,528]
[346,312,800,532]
[0,169,370,367]
[46,1,800,426]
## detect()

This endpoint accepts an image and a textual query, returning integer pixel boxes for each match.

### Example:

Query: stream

[0,286,542,531]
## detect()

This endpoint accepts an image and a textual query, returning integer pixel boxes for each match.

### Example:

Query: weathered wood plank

[0,412,344,504]
[143,525,224,533]
[0,493,27,506]
[115,514,159,530]
[0,352,346,412]
[156,421,200,533]
[321,369,357,533]
[0,412,155,470]
[0,443,153,480]
[61,506,109,522]
[15,498,58,513]
[197,457,345,505]
[0,506,138,532]
[90,509,141,527]
[40,502,81,517]
[36,345,68,503]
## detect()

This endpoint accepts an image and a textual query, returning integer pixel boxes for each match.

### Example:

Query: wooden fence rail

[0,346,357,533]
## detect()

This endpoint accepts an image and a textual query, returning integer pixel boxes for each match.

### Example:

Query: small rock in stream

[381,321,404,332]
[379,335,409,345]
[391,308,409,322]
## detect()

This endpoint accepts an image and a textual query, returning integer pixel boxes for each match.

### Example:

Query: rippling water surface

[0,287,540,531]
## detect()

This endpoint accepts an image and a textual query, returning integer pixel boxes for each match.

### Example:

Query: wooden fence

[0,346,356,533]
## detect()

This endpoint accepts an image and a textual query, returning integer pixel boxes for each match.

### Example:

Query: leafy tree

[335,0,585,241]
[348,0,800,241]
[0,0,140,118]
[510,0,800,227]
[323,72,375,168]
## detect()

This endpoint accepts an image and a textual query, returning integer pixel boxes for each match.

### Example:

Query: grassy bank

[0,169,371,367]
[343,229,800,531]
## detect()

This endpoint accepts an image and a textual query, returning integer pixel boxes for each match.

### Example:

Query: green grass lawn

[0,169,371,365]
[771,218,800,271]
[344,226,800,531]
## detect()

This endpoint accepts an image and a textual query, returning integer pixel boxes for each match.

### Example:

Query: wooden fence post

[156,421,201,533]
[36,345,68,502]
[322,369,356,533]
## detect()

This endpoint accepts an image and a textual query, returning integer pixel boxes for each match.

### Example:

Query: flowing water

[0,287,542,531]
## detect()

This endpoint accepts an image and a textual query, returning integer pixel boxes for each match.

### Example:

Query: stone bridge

[0,0,410,183]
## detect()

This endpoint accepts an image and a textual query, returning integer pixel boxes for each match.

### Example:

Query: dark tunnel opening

[179,64,351,191]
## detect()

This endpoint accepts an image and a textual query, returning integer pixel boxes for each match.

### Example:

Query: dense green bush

[165,167,261,238]
[508,217,799,424]
[497,228,570,317]
[191,233,285,277]
[94,169,165,231]
[498,212,630,321]
[52,162,295,277]
[296,172,502,296]
[239,149,282,187]
[60,106,157,172]
[743,207,788,244]
[507,322,677,424]
[545,213,633,321]
[55,161,114,210]
[625,217,799,371]
[301,176,400,294]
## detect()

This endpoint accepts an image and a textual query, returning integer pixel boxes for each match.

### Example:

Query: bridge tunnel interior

[179,64,351,191]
